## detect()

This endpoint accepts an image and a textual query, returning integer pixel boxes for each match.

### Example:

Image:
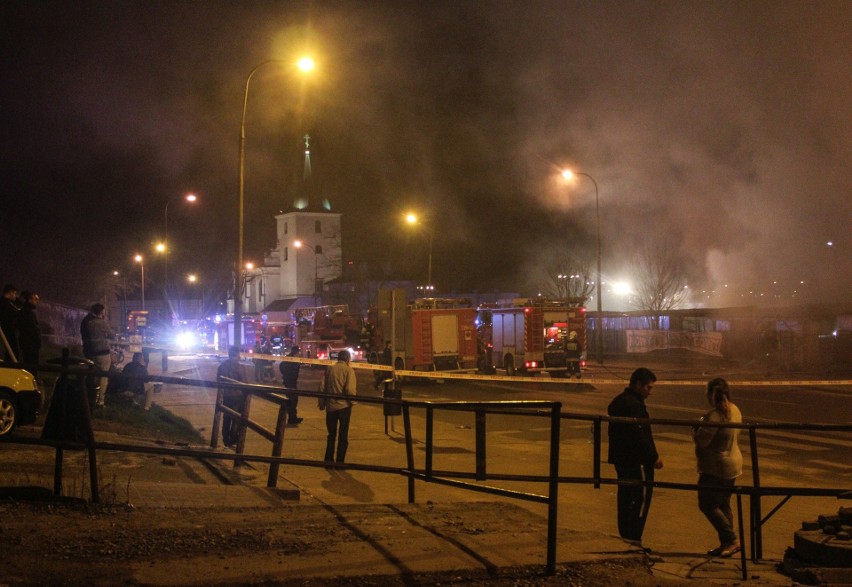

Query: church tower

[239,135,342,314]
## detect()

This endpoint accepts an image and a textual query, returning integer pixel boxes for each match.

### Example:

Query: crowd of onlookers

[0,283,43,382]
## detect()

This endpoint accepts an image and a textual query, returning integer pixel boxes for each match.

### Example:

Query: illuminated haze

[0,2,849,308]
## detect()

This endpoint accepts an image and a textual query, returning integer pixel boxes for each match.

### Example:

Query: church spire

[291,133,330,212]
[303,134,312,184]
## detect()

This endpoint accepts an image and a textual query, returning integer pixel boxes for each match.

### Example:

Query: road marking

[652,431,826,452]
[758,429,852,449]
[807,460,852,472]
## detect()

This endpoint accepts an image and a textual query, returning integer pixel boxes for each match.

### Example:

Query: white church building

[237,135,342,321]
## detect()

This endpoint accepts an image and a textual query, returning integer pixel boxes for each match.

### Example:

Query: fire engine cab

[489,298,586,378]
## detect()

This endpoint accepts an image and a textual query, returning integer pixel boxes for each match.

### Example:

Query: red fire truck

[488,298,587,378]
[370,288,478,372]
[294,305,366,361]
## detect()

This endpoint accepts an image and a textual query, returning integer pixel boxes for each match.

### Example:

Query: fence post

[748,426,762,560]
[403,403,416,503]
[425,406,434,478]
[475,409,486,481]
[267,399,288,487]
[546,402,562,575]
[593,416,602,489]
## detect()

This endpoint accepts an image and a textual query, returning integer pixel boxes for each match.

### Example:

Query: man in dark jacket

[607,367,663,544]
[17,291,41,381]
[217,346,245,448]
[80,303,114,408]
[279,346,302,425]
[0,284,20,362]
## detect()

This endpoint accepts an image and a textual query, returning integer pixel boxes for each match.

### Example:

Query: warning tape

[225,353,852,387]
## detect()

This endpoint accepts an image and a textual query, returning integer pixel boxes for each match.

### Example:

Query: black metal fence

[5,359,850,579]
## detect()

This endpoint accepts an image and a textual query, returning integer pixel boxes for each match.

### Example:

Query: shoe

[707,545,724,556]
[293,417,303,424]
[720,541,741,557]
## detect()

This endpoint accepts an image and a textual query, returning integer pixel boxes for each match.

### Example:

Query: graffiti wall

[626,329,723,356]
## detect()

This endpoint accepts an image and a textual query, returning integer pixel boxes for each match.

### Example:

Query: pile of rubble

[782,505,852,585]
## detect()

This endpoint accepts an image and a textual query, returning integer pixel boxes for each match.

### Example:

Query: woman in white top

[694,377,743,557]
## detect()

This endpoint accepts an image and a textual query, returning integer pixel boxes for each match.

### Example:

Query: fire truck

[489,298,587,378]
[370,288,478,372]
[294,305,366,361]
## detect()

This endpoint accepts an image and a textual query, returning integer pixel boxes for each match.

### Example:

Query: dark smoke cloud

[1,1,849,309]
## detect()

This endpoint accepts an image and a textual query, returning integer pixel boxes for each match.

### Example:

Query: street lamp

[133,254,145,311]
[294,240,320,306]
[561,169,603,364]
[163,193,198,300]
[405,213,435,290]
[112,270,127,333]
[234,57,315,351]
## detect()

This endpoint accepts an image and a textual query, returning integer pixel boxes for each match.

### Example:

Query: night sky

[1,1,850,310]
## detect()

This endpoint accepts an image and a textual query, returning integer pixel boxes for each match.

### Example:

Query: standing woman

[694,377,743,557]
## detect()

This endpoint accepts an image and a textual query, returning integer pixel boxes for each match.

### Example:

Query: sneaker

[720,541,741,557]
[707,545,724,556]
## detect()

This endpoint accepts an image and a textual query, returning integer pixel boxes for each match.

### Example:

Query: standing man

[607,367,663,545]
[80,303,114,408]
[373,340,393,389]
[217,346,245,448]
[279,345,303,425]
[0,284,20,362]
[17,291,42,382]
[321,349,357,464]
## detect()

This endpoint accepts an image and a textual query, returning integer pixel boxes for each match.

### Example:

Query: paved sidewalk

[0,354,813,585]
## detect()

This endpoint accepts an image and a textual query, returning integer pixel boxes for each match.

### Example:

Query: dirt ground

[0,497,695,587]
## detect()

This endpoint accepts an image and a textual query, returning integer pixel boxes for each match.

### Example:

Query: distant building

[235,135,342,316]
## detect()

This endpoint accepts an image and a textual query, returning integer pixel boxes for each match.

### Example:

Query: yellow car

[0,365,43,437]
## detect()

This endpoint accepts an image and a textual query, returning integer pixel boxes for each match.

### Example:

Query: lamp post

[294,240,320,306]
[134,254,145,311]
[561,169,603,364]
[113,270,127,334]
[405,213,435,290]
[234,57,315,351]
[163,193,197,302]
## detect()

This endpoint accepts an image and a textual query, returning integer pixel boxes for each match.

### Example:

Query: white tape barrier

[226,353,852,387]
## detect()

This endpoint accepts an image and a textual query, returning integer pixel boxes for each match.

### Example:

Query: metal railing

[5,359,850,579]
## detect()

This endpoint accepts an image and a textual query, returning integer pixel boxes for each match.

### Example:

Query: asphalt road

[157,354,850,492]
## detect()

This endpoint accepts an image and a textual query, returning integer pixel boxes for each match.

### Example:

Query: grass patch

[92,402,204,445]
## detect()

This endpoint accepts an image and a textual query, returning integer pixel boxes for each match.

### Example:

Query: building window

[315,220,321,233]
[315,245,323,254]
[284,247,288,261]
[284,222,288,235]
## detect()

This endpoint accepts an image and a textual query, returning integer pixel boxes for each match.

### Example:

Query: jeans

[222,394,245,447]
[91,354,112,407]
[614,463,655,541]
[698,474,737,545]
[325,406,352,463]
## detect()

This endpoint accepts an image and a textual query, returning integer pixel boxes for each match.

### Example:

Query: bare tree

[631,236,689,317]
[543,252,594,306]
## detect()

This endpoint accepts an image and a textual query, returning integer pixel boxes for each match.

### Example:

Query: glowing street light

[234,57,315,351]
[561,169,603,364]
[163,193,198,297]
[133,254,145,310]
[404,213,435,290]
